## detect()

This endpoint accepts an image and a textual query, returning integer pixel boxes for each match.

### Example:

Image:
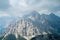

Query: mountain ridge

[0,11,60,40]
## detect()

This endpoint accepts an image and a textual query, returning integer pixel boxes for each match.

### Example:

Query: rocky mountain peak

[0,11,60,40]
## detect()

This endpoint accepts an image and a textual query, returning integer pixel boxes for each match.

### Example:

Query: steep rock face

[1,11,60,40]
[3,18,41,40]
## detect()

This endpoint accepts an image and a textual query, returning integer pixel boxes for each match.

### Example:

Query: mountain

[0,11,60,40]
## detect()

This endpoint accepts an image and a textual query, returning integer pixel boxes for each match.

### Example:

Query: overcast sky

[0,0,60,17]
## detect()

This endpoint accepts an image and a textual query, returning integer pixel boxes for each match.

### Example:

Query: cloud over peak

[0,0,60,17]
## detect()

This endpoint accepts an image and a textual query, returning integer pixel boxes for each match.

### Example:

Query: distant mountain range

[0,11,60,40]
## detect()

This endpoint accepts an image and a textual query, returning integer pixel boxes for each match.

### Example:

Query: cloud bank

[0,0,60,17]
[0,11,11,18]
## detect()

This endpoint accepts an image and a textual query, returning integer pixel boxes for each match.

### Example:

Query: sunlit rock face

[0,11,60,40]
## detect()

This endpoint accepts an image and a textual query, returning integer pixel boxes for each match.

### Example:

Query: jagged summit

[23,11,40,17]
[49,13,56,16]
[0,11,60,40]
[30,11,40,15]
